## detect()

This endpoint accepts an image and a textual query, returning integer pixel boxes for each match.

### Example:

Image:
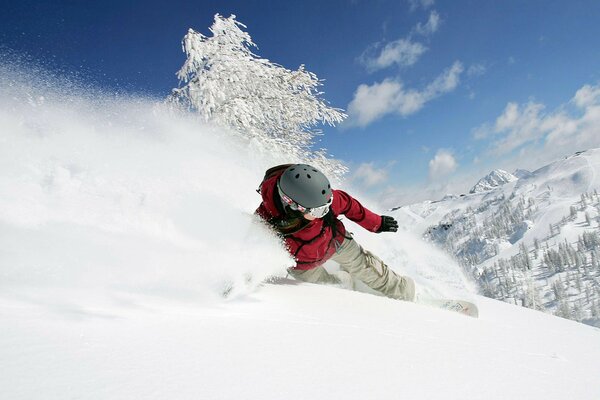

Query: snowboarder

[256,164,415,301]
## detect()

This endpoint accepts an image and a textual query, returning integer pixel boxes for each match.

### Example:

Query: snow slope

[2,282,600,400]
[2,58,600,400]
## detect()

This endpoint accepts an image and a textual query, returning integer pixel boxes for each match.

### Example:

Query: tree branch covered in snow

[167,14,347,180]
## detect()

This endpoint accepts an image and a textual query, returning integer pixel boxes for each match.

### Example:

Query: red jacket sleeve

[332,190,382,232]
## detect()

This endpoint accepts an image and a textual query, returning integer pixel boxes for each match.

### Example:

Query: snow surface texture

[3,281,600,400]
[2,60,600,399]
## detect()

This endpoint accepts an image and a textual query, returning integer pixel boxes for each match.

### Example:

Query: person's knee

[363,250,386,276]
[335,240,367,272]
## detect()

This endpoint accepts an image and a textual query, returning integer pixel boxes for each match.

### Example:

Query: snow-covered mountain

[393,149,600,326]
[513,168,533,179]
[2,61,600,399]
[469,169,517,193]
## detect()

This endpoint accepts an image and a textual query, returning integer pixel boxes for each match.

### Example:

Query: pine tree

[570,205,578,220]
[519,242,532,270]
[556,300,571,319]
[553,278,565,301]
[585,212,592,226]
[533,237,540,252]
[573,303,584,321]
[581,193,588,209]
[592,301,600,318]
[591,251,599,269]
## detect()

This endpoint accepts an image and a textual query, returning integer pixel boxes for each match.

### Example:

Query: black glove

[378,215,398,233]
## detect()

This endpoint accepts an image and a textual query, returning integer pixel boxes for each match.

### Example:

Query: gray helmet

[278,164,333,208]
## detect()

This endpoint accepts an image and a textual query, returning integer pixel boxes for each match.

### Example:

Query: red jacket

[256,170,382,270]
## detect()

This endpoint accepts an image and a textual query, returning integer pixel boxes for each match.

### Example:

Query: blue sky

[3,0,600,205]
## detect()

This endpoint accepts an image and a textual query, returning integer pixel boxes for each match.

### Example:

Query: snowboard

[418,298,479,318]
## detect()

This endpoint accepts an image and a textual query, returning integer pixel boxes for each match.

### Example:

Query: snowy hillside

[393,149,600,325]
[2,61,600,399]
[3,280,600,400]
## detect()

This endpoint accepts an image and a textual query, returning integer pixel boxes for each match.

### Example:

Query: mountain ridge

[469,169,517,194]
[393,148,600,325]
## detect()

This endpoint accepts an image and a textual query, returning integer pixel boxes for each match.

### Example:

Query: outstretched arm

[333,190,382,232]
[333,190,398,233]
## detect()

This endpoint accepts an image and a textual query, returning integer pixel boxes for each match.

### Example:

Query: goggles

[279,188,333,218]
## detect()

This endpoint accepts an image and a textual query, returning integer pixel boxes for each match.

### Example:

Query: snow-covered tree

[570,205,578,220]
[533,238,540,259]
[168,14,347,179]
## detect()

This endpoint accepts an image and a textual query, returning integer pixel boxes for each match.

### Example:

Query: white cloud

[346,61,464,127]
[495,102,521,131]
[573,84,600,108]
[428,149,458,180]
[425,61,463,94]
[492,102,547,155]
[475,101,547,156]
[467,63,486,77]
[472,123,492,140]
[415,11,441,36]
[409,0,434,11]
[361,39,427,71]
[360,11,443,72]
[378,84,600,206]
[352,163,389,187]
[345,79,404,127]
[473,83,600,162]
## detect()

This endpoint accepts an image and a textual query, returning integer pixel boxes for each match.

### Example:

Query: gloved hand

[378,215,398,233]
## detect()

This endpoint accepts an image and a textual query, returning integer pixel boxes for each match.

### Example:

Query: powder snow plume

[0,55,476,314]
[0,57,295,308]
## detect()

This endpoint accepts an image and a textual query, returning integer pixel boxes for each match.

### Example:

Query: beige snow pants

[288,237,415,301]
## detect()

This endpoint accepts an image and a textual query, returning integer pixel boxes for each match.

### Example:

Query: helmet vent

[280,164,331,209]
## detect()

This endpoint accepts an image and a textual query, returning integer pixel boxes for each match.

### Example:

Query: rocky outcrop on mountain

[470,169,517,193]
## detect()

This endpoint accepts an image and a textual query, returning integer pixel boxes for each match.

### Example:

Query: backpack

[256,164,293,195]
